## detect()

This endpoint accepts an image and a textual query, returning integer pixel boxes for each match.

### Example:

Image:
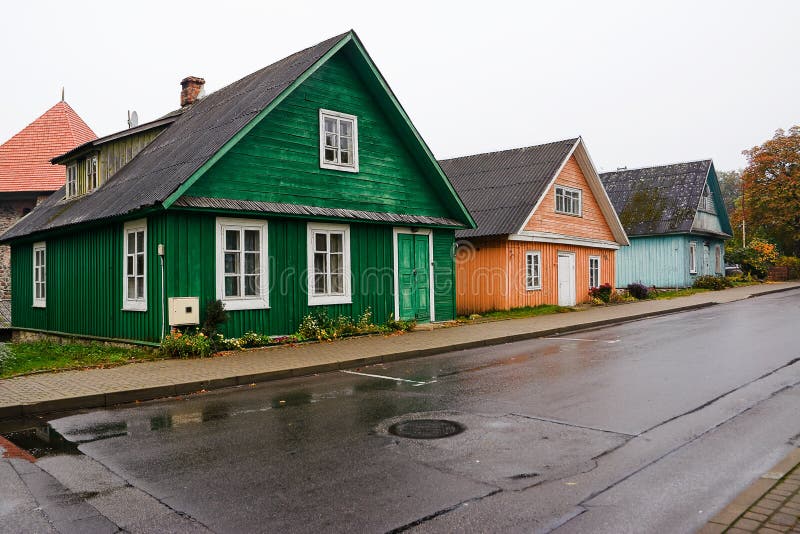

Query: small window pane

[340,137,350,150]
[340,120,352,137]
[136,255,144,276]
[136,231,144,252]
[128,233,135,254]
[127,278,135,299]
[314,274,326,294]
[315,233,327,253]
[244,253,259,275]
[340,151,350,164]
[225,276,239,297]
[127,256,134,274]
[314,252,326,274]
[330,233,343,253]
[244,230,259,252]
[331,272,343,294]
[136,277,144,299]
[330,253,342,274]
[324,117,337,133]
[225,230,240,251]
[324,148,336,163]
[244,275,258,296]
[325,133,338,147]
[224,252,239,274]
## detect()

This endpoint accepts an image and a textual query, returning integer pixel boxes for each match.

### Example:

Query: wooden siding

[525,156,616,241]
[456,238,615,315]
[433,230,456,321]
[615,234,727,288]
[98,128,163,186]
[185,52,455,219]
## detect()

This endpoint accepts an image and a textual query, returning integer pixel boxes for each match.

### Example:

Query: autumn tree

[717,169,742,217]
[741,126,800,256]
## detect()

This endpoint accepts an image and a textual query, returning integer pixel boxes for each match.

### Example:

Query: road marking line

[545,337,620,344]
[340,370,435,386]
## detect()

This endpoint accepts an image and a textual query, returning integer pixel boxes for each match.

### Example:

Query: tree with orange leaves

[741,126,800,255]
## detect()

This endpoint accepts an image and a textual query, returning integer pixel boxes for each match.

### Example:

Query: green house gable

[181,41,467,222]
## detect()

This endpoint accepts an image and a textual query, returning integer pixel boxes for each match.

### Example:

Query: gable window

[32,242,46,308]
[715,245,722,274]
[66,164,78,198]
[308,222,351,305]
[700,184,716,213]
[215,218,269,310]
[319,109,359,172]
[123,219,147,311]
[589,256,601,288]
[86,156,98,191]
[525,251,541,290]
[555,185,582,216]
[689,241,697,274]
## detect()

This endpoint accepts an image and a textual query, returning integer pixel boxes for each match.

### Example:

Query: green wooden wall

[11,212,457,342]
[186,52,456,219]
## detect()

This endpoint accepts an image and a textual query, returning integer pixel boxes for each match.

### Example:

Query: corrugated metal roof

[174,196,464,227]
[1,32,347,242]
[599,160,714,236]
[439,139,578,238]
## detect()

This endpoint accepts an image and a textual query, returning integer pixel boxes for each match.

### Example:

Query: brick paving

[0,282,798,420]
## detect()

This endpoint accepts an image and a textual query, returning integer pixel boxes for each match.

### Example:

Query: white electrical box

[168,297,200,326]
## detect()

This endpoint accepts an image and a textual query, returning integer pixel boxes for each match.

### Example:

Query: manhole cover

[388,419,465,439]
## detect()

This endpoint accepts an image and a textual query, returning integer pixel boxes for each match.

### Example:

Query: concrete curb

[0,301,729,420]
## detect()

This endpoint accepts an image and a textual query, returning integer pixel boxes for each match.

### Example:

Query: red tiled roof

[0,101,96,193]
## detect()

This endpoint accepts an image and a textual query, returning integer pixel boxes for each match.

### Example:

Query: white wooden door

[558,253,576,306]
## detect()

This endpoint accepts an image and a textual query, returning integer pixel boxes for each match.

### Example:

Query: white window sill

[320,161,359,173]
[123,301,147,312]
[32,302,46,308]
[526,287,541,291]
[308,294,352,306]
[222,298,269,311]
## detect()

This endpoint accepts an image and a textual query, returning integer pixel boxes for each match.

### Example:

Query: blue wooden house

[599,160,732,288]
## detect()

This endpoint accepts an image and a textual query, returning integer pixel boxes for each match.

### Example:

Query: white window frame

[123,219,148,312]
[66,163,77,198]
[32,242,46,308]
[589,255,601,288]
[555,185,582,216]
[689,241,697,274]
[86,155,98,191]
[215,217,269,311]
[307,222,351,306]
[525,251,541,290]
[319,109,359,173]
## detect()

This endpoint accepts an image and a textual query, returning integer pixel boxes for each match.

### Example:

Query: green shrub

[693,275,733,290]
[726,239,779,279]
[588,283,613,303]
[160,329,214,358]
[627,282,650,300]
[0,343,15,374]
[201,299,228,336]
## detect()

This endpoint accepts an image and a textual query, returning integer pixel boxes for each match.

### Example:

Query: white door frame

[557,251,576,306]
[392,227,435,322]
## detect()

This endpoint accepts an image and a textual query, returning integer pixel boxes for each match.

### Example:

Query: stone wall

[0,197,38,301]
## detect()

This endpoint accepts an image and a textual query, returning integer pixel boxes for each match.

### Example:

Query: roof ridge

[439,137,579,163]
[599,158,712,175]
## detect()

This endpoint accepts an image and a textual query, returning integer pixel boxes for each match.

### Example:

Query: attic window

[66,164,78,198]
[319,109,358,172]
[86,156,98,191]
[555,185,582,216]
[700,184,716,213]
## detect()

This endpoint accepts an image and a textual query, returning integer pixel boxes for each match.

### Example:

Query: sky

[1,0,798,173]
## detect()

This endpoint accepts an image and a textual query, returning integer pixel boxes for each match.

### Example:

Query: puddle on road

[2,425,80,458]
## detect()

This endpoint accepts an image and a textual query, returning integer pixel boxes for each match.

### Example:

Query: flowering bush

[588,283,613,303]
[627,282,650,300]
[160,329,214,358]
[726,238,780,278]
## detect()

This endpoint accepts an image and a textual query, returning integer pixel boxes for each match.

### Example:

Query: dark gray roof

[174,196,463,227]
[2,32,347,242]
[599,160,712,236]
[439,139,578,238]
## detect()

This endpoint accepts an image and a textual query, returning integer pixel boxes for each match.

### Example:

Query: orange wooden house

[439,138,629,314]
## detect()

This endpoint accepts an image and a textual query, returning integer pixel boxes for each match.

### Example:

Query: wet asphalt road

[9,290,800,533]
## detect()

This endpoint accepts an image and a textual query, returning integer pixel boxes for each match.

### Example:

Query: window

[525,251,541,290]
[308,223,351,305]
[689,241,697,274]
[319,109,358,172]
[123,219,147,311]
[715,245,722,274]
[589,256,601,288]
[555,185,582,216]
[700,184,716,213]
[86,156,98,191]
[66,164,77,198]
[32,242,46,308]
[215,218,269,310]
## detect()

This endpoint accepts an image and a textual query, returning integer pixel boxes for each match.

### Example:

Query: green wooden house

[599,160,732,288]
[0,31,474,344]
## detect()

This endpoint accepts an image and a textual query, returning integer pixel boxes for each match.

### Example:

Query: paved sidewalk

[0,282,798,420]
[700,449,800,533]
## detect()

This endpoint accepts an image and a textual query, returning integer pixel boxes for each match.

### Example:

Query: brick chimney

[180,76,205,107]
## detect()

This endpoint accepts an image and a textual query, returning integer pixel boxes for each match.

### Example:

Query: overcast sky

[2,0,798,172]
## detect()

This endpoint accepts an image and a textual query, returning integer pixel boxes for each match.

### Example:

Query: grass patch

[651,288,710,299]
[0,341,158,378]
[459,304,574,322]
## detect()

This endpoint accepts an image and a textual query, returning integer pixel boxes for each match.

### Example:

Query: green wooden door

[397,233,431,322]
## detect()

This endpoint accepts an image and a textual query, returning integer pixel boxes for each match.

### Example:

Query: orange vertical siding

[455,239,510,315]
[525,156,616,241]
